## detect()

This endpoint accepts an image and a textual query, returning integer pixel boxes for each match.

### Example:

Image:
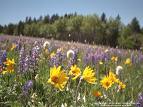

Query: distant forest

[0,13,143,49]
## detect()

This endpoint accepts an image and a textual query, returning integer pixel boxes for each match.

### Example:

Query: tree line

[0,13,143,49]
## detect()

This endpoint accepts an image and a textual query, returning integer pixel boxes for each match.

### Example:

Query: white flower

[66,49,75,58]
[105,49,109,53]
[61,103,64,107]
[43,41,50,48]
[116,66,123,75]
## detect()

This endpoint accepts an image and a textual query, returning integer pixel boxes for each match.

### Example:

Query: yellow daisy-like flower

[4,58,15,73]
[100,76,113,90]
[82,66,96,84]
[111,56,118,62]
[92,90,102,97]
[108,71,119,83]
[69,65,81,80]
[48,66,69,91]
[124,58,132,65]
[118,81,126,90]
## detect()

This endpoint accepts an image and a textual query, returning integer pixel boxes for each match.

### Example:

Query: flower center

[51,76,59,83]
[72,70,77,74]
[105,81,110,87]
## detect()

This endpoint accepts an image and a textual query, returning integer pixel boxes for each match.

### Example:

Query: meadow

[0,35,143,107]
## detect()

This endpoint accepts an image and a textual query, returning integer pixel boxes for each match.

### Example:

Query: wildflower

[111,56,118,62]
[116,66,123,75]
[92,90,102,97]
[11,43,17,51]
[108,71,118,83]
[50,52,56,58]
[48,66,69,91]
[1,50,7,62]
[69,65,81,80]
[22,80,33,95]
[43,41,50,49]
[136,93,143,107]
[1,70,8,75]
[125,58,132,65]
[118,81,126,90]
[100,76,113,90]
[4,58,15,73]
[105,49,109,53]
[82,66,96,84]
[67,49,75,58]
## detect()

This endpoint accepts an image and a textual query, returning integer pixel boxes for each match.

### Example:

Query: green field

[0,35,143,107]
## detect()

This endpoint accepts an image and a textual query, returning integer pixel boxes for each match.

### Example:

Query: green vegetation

[0,13,143,49]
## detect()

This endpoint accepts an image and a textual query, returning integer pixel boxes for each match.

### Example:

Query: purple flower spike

[22,80,33,95]
[136,93,143,107]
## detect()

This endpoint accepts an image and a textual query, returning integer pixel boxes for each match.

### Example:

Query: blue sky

[0,0,143,26]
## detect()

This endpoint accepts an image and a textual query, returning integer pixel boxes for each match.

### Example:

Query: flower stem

[75,77,82,107]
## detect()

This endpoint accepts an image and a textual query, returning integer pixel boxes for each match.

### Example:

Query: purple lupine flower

[83,53,90,66]
[1,50,7,62]
[50,55,59,67]
[19,47,26,73]
[29,44,40,69]
[22,80,33,95]
[136,93,143,107]
[138,52,143,63]
[23,54,30,72]
[0,50,7,73]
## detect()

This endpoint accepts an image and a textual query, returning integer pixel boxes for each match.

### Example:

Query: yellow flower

[69,65,81,80]
[1,70,8,75]
[11,43,16,51]
[111,56,118,62]
[108,71,119,83]
[4,58,15,73]
[48,66,69,91]
[125,58,132,65]
[50,52,56,58]
[82,66,96,84]
[92,90,102,97]
[100,76,113,90]
[118,81,126,90]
